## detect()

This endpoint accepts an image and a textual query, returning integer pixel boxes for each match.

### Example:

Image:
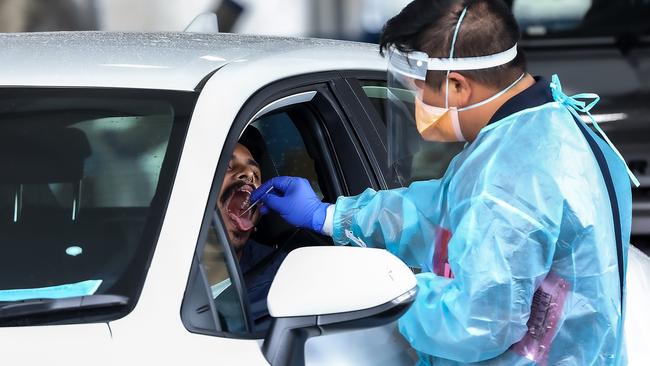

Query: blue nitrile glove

[251,176,329,233]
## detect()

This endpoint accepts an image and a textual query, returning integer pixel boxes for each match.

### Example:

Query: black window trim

[335,71,407,190]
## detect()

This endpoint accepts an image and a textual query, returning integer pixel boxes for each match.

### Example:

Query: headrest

[0,128,91,184]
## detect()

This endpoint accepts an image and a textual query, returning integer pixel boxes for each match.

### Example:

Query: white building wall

[96,0,311,36]
[96,0,216,32]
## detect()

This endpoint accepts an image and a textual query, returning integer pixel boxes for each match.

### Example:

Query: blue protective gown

[331,78,632,365]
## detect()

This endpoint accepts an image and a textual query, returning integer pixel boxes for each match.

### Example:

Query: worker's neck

[462,74,536,142]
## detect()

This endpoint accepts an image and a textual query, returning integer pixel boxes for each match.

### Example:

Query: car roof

[0,32,386,91]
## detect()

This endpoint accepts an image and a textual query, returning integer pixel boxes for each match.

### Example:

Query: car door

[180,70,417,365]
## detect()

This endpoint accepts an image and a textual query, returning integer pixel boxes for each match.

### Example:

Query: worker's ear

[446,72,472,108]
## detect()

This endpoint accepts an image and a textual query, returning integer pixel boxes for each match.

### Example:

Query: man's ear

[447,72,472,108]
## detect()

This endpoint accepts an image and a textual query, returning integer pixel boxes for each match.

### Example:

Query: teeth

[239,193,251,210]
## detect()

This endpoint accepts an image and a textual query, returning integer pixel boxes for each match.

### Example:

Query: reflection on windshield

[0,280,102,302]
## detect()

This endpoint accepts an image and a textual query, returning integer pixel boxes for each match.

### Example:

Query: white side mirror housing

[263,246,417,366]
[267,246,417,317]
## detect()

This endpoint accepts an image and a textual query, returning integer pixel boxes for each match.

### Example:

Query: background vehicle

[0,30,647,365]
[510,0,650,256]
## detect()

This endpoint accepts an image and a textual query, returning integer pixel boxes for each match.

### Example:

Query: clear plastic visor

[385,44,518,185]
[386,48,460,185]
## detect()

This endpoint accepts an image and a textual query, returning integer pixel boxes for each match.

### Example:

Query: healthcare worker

[252,0,637,364]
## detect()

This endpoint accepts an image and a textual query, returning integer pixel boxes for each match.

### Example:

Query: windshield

[0,89,194,325]
[510,0,650,39]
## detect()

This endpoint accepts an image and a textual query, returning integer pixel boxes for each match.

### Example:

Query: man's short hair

[379,0,526,89]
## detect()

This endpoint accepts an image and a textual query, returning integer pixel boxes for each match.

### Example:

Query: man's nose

[237,170,254,183]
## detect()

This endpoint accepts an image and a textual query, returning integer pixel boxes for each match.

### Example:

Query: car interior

[239,108,337,331]
[0,127,100,289]
[0,120,151,315]
[247,107,335,255]
[197,100,344,336]
[0,92,192,326]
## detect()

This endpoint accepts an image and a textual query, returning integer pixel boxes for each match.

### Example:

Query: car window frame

[334,71,407,189]
[182,71,380,340]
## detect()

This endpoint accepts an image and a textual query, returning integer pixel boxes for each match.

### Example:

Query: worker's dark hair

[379,0,526,90]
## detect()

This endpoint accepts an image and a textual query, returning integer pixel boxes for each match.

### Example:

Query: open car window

[182,98,330,337]
[251,112,324,199]
[183,77,376,338]
[188,107,335,336]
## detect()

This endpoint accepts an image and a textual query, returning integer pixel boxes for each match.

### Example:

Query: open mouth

[223,183,257,233]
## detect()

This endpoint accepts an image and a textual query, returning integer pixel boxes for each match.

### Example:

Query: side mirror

[262,246,417,366]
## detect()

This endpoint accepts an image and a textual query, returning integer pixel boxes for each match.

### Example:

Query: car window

[360,81,389,126]
[359,80,465,183]
[184,111,328,335]
[0,89,194,326]
[181,211,251,335]
[195,106,336,336]
[202,222,249,333]
[252,111,324,198]
[184,79,378,338]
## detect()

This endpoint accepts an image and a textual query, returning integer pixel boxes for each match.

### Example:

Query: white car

[0,30,647,365]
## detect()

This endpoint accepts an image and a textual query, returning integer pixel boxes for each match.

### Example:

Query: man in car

[203,127,285,330]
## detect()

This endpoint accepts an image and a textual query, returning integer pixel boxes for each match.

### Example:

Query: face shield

[385,7,520,185]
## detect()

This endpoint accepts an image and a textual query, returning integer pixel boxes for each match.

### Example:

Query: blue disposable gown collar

[488,76,552,125]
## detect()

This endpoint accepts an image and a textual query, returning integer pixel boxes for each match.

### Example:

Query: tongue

[228,212,255,232]
[227,190,254,232]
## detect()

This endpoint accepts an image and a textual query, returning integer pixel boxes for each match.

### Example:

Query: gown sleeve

[332,168,563,363]
[331,178,446,269]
